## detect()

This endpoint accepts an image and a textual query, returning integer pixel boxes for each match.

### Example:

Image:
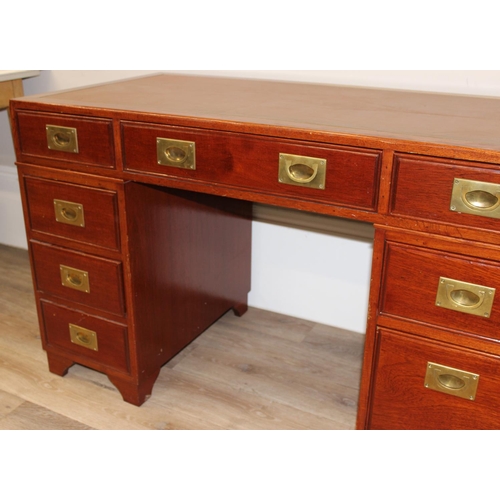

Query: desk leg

[232,301,248,317]
[108,371,161,406]
[46,351,75,377]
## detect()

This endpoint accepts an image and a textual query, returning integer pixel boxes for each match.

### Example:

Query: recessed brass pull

[450,178,500,219]
[46,125,79,153]
[438,373,465,390]
[465,190,498,209]
[69,324,98,351]
[165,146,187,163]
[60,264,90,293]
[289,163,317,182]
[54,199,85,227]
[435,277,495,318]
[450,289,480,307]
[157,137,195,170]
[424,362,479,400]
[278,153,326,190]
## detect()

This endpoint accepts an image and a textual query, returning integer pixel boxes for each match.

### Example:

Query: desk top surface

[12,73,500,154]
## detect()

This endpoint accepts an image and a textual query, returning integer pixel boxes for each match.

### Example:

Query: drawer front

[32,241,125,315]
[122,122,381,211]
[40,300,129,373]
[380,241,500,341]
[391,154,500,232]
[368,328,500,429]
[24,175,120,251]
[16,111,115,168]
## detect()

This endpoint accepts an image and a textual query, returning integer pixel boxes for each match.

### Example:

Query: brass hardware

[60,265,90,293]
[278,153,326,190]
[435,277,495,317]
[424,362,479,400]
[69,324,98,351]
[156,137,196,170]
[450,178,500,219]
[46,125,79,153]
[53,199,85,227]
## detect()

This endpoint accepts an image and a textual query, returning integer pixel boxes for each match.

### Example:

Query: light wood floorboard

[0,243,364,430]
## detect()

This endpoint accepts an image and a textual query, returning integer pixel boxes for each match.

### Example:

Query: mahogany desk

[9,74,500,429]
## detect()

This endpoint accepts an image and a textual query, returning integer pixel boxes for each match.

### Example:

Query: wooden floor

[0,243,364,430]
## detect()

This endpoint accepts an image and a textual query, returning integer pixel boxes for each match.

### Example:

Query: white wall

[2,70,500,333]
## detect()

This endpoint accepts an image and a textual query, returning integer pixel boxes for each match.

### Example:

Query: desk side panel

[124,183,252,376]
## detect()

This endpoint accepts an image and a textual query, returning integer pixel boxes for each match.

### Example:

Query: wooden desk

[9,74,500,429]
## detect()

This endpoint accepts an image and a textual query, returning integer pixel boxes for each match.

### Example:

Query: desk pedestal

[20,165,251,405]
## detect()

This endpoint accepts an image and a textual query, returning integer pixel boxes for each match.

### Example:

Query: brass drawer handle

[424,362,479,400]
[157,137,196,170]
[69,324,98,351]
[450,178,500,219]
[46,125,79,153]
[435,277,495,318]
[54,199,85,227]
[278,153,326,190]
[60,264,90,293]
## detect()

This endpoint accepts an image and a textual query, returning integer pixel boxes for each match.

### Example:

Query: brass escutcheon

[450,178,500,219]
[46,125,79,153]
[278,153,326,190]
[54,199,85,227]
[69,324,98,351]
[156,137,196,170]
[60,264,90,293]
[435,277,495,318]
[424,362,479,400]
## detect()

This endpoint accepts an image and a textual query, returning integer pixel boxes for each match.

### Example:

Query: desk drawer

[16,111,115,169]
[391,154,500,232]
[122,122,381,211]
[23,175,120,251]
[368,328,500,429]
[380,240,500,341]
[40,300,129,374]
[32,241,125,316]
